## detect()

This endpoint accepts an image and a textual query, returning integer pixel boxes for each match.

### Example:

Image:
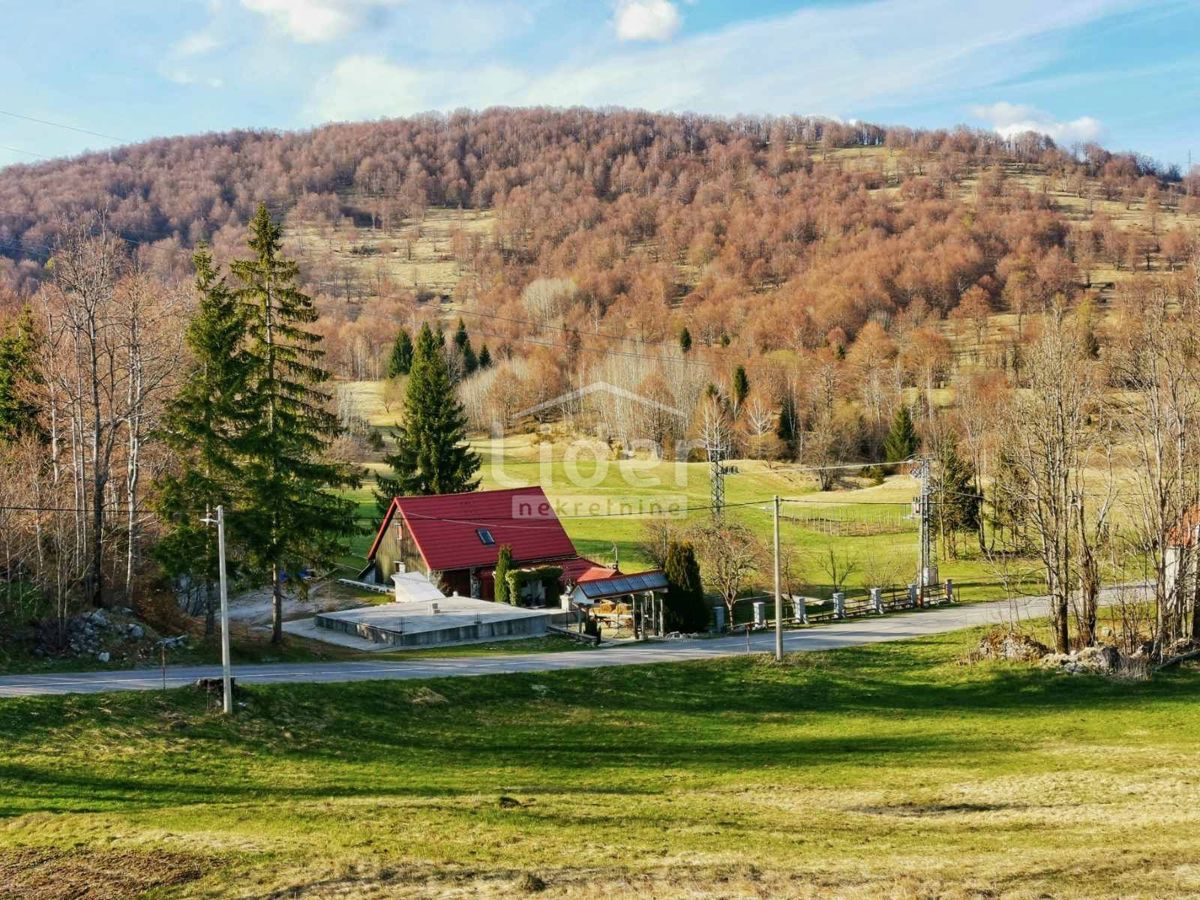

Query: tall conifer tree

[732,365,750,411]
[154,244,247,634]
[883,405,920,466]
[663,541,708,632]
[387,327,413,378]
[453,318,478,375]
[377,322,480,506]
[0,308,39,442]
[230,205,358,643]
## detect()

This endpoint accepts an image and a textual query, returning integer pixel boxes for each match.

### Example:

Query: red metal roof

[562,559,613,584]
[368,487,580,572]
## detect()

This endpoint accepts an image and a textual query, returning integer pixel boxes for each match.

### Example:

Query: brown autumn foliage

[0,107,1191,462]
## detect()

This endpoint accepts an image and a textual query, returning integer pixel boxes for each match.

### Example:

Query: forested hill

[1,107,1197,362]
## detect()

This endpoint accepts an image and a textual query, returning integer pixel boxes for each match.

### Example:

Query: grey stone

[96,651,110,663]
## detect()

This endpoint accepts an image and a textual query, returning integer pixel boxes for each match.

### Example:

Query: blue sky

[2,0,1198,170]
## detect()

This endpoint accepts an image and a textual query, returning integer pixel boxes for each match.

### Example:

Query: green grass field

[2,626,1197,897]
[338,394,1041,607]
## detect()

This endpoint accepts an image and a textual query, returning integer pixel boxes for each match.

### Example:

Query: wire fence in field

[781,502,916,537]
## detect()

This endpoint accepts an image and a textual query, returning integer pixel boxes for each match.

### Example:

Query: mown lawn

[1,627,1198,898]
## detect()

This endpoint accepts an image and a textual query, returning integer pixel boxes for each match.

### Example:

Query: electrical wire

[0,108,125,142]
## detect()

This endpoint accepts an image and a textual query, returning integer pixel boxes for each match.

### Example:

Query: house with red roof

[363,486,611,602]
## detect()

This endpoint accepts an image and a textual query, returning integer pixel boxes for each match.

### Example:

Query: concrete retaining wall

[314,611,550,647]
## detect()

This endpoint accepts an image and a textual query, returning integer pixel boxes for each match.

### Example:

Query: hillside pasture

[1,628,1197,897]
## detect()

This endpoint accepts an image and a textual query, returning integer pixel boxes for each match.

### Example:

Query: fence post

[833,591,845,619]
[792,596,808,625]
[907,583,918,608]
[870,587,883,615]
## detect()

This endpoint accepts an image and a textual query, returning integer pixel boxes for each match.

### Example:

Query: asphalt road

[0,592,1109,698]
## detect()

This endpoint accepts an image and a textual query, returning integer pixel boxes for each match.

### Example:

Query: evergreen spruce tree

[934,441,981,559]
[387,327,413,378]
[883,405,920,468]
[154,244,248,635]
[453,318,477,375]
[477,343,492,369]
[776,392,798,456]
[376,322,480,507]
[0,308,40,442]
[230,205,358,643]
[494,544,512,605]
[679,326,692,354]
[731,365,750,411]
[663,541,708,632]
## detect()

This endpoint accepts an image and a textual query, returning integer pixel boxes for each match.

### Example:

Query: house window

[476,528,495,545]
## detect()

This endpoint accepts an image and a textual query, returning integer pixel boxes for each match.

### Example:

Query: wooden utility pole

[773,495,783,661]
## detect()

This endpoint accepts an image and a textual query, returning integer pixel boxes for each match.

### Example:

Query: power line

[0,108,124,143]
[0,145,49,161]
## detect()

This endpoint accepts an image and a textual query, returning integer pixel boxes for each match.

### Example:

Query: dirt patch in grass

[851,801,1021,817]
[0,847,208,899]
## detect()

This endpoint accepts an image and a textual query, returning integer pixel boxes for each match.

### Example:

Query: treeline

[2,108,1197,393]
[0,207,357,646]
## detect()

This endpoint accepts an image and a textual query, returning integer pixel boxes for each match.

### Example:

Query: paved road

[0,592,1116,698]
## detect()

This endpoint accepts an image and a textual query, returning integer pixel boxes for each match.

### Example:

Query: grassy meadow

[2,626,1198,897]
[341,379,1042,607]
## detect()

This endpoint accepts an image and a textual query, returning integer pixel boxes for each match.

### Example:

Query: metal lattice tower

[708,439,737,519]
[913,457,935,589]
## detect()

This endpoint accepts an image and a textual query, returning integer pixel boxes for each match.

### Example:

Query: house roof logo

[512,380,686,423]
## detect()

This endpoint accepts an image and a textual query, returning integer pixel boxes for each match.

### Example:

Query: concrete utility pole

[202,505,233,715]
[773,494,783,662]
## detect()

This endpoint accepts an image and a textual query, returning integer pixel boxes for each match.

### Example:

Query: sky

[2,0,1198,170]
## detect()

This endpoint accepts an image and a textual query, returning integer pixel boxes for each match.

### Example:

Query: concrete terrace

[310,595,555,648]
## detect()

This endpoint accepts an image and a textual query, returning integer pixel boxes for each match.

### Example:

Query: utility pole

[773,494,783,662]
[708,441,738,519]
[704,399,737,519]
[913,458,934,600]
[202,505,233,715]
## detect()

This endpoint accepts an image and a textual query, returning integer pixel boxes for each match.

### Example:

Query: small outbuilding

[570,570,670,639]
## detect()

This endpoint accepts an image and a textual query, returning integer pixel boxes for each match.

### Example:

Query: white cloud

[971,101,1105,144]
[309,54,528,121]
[175,31,221,57]
[307,0,1136,122]
[162,67,226,88]
[240,0,405,43]
[614,0,681,42]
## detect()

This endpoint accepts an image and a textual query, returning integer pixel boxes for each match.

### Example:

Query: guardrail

[722,580,956,632]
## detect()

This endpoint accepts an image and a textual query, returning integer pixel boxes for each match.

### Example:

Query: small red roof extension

[1169,506,1200,548]
[368,486,580,572]
[562,559,614,584]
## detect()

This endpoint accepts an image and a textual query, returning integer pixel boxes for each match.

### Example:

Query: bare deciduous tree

[1001,305,1106,652]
